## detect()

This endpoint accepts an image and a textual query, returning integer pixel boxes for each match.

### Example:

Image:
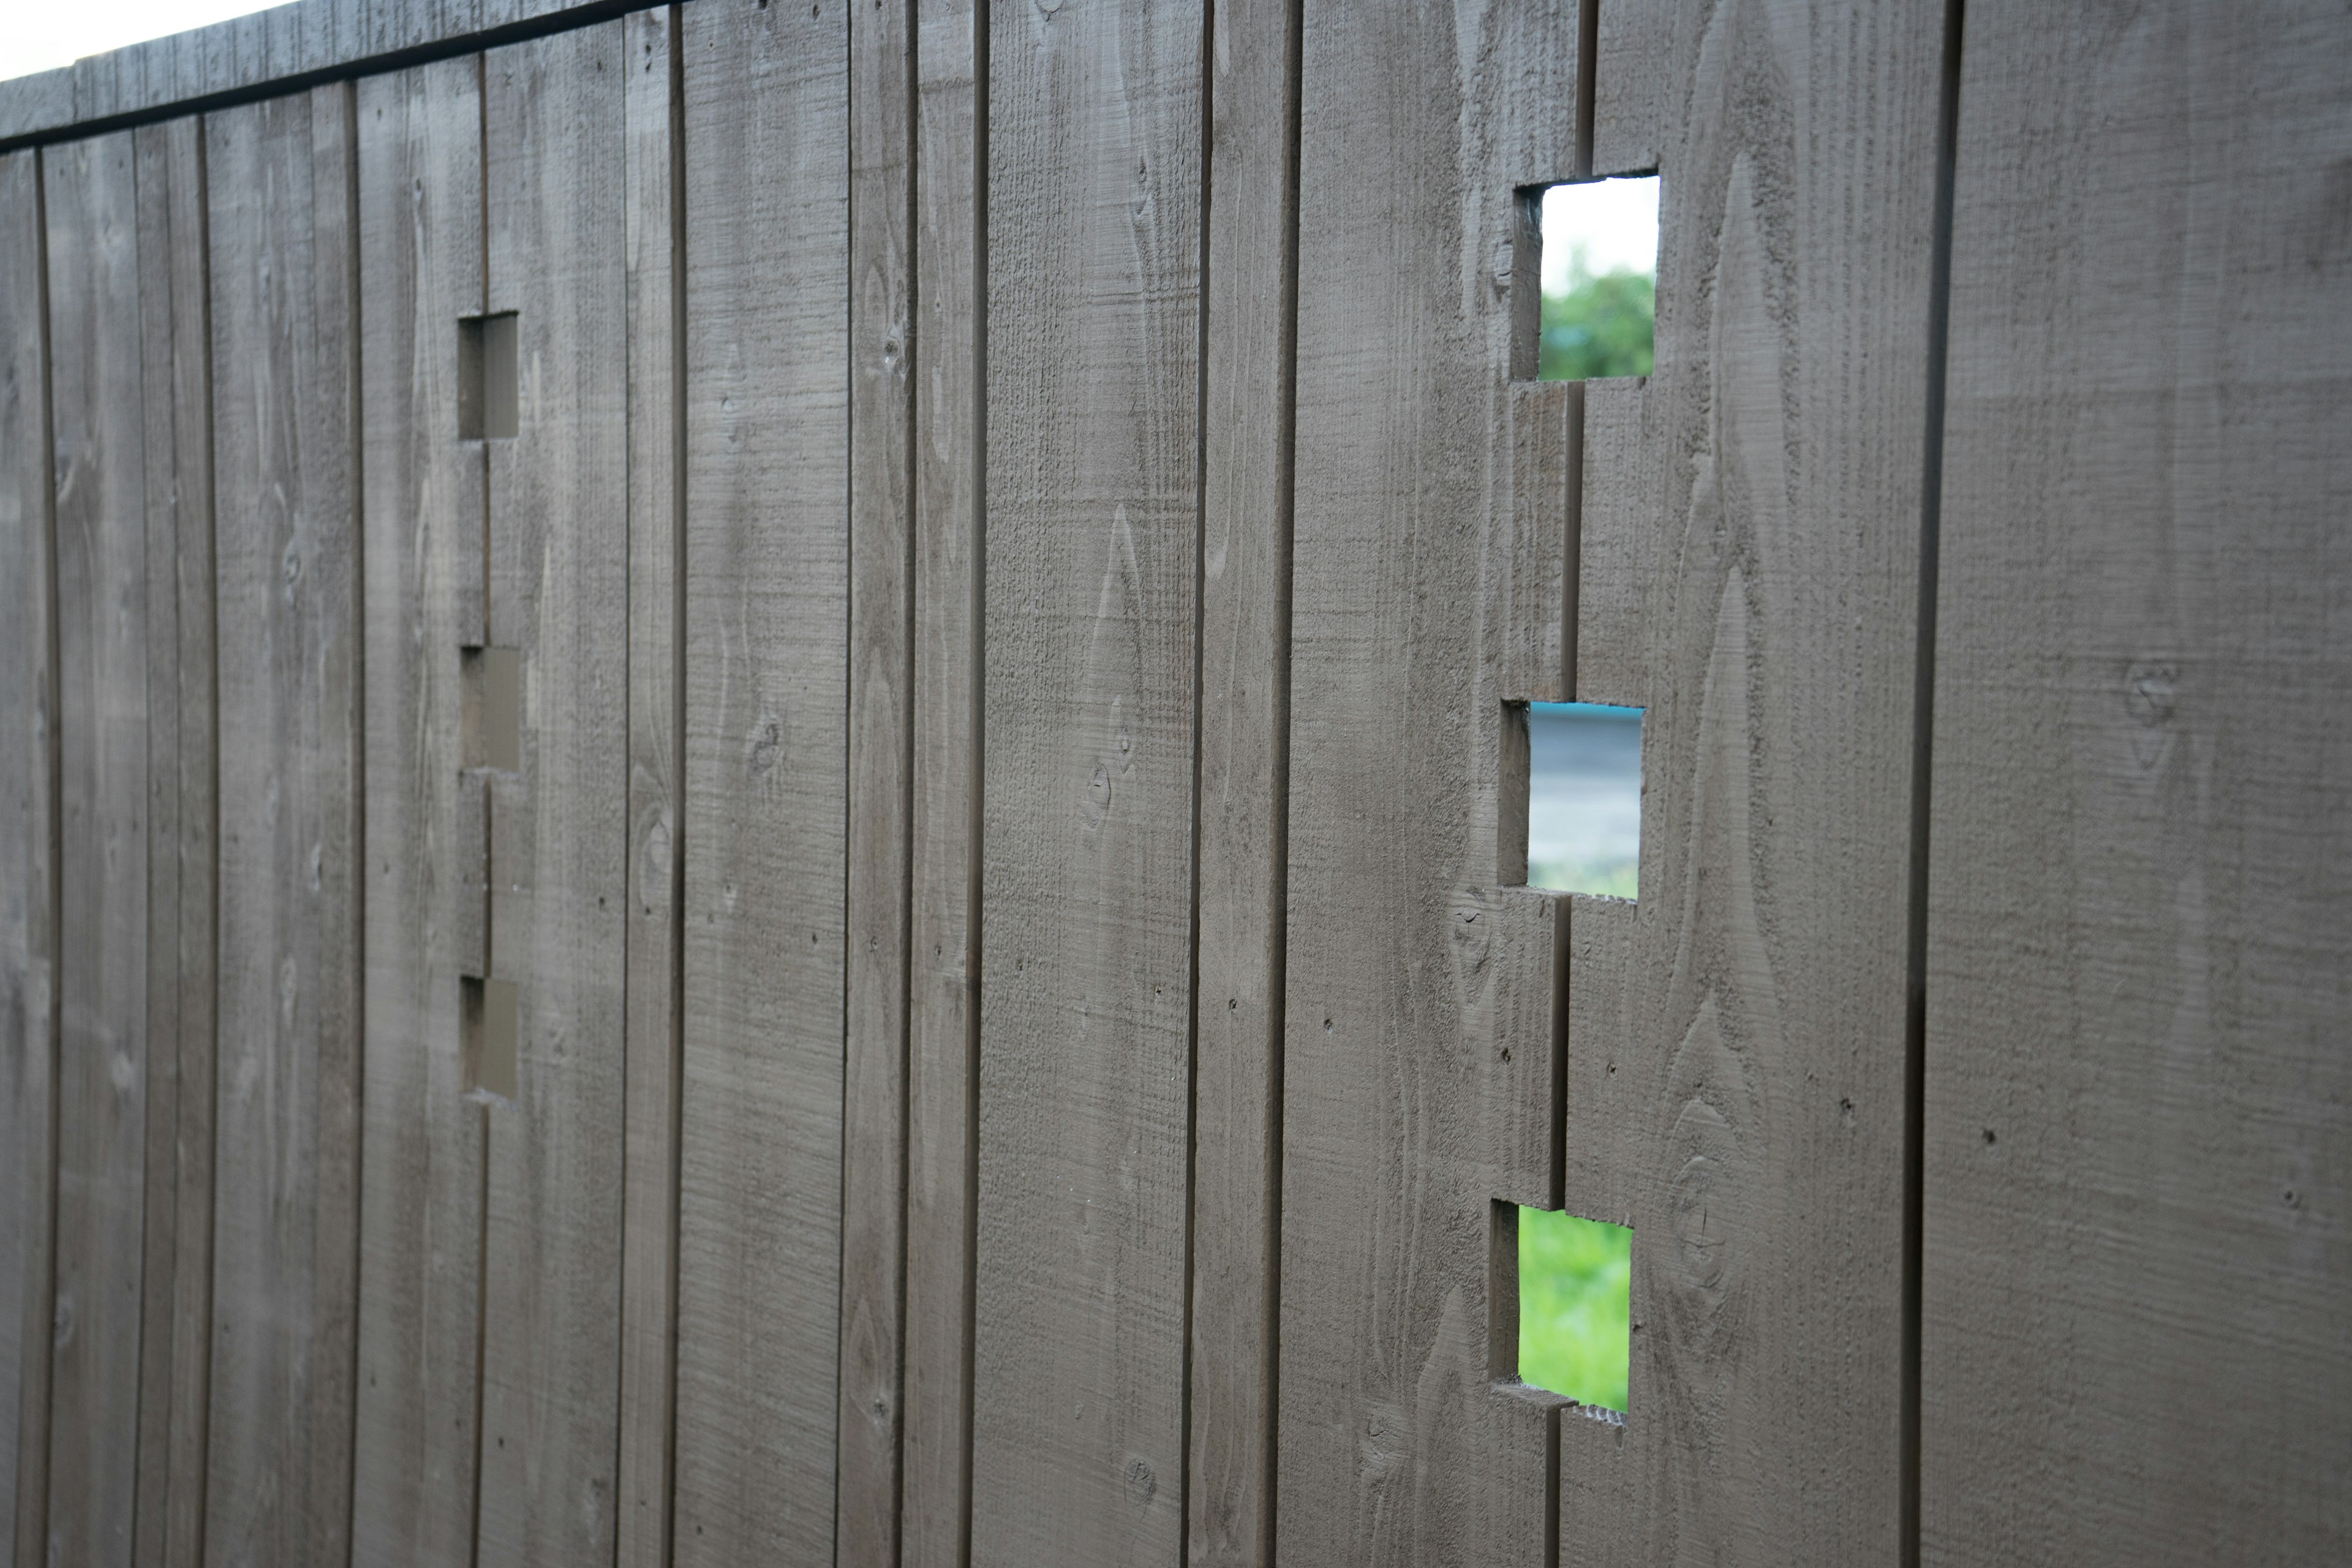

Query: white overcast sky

[6,1,279,80]
[1542,178,1660,284]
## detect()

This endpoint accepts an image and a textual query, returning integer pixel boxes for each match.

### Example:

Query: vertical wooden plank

[129,114,214,1568]
[1589,0,1667,179]
[43,127,151,1568]
[900,1,981,1561]
[1550,0,1945,1559]
[970,4,1200,1564]
[840,0,913,1558]
[352,55,485,1568]
[1277,1,1577,1562]
[153,109,218,1568]
[616,7,681,1566]
[131,123,179,1568]
[1188,0,1297,1560]
[675,1,849,1559]
[477,23,631,1564]
[1569,376,1646,710]
[1923,6,2352,1563]
[0,145,59,1568]
[203,82,361,1568]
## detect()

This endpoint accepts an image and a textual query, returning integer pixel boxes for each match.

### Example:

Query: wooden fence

[1,1,2345,1564]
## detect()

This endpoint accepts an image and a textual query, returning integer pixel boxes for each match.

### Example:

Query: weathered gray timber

[1278,2,1577,1564]
[899,4,982,1564]
[674,1,848,1559]
[1186,0,1297,1560]
[1,4,2346,1565]
[0,146,58,1568]
[204,82,363,1567]
[352,58,485,1568]
[1922,3,2352,1562]
[43,127,151,1568]
[130,113,217,1568]
[971,3,1202,1562]
[478,23,632,1562]
[839,0,914,1557]
[614,8,681,1566]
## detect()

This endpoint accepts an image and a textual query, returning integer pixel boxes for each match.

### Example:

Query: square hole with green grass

[1518,1207,1631,1412]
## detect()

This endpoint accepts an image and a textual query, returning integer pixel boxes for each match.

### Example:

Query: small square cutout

[458,312,519,439]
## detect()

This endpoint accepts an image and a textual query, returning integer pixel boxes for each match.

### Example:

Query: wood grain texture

[614,8,680,1566]
[970,2,1200,1562]
[128,115,214,1568]
[675,1,848,1559]
[352,59,485,1568]
[0,146,58,1568]
[154,113,217,1568]
[477,24,631,1562]
[1921,4,2352,1562]
[0,0,632,145]
[1569,375,1645,710]
[203,82,362,1568]
[42,126,151,1568]
[1553,1,1945,1559]
[1589,0,1666,179]
[1187,0,1297,1560]
[840,0,913,1558]
[130,122,184,1568]
[1278,1,1576,1562]
[899,2,981,1562]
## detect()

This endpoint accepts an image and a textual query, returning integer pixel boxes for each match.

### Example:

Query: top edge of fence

[0,0,651,149]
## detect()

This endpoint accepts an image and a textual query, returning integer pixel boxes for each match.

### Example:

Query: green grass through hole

[1518,1208,1631,1411]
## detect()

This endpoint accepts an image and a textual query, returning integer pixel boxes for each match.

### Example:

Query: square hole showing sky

[1528,701,1641,899]
[1537,176,1660,382]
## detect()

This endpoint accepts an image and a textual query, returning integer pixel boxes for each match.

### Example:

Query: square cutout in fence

[458,311,519,439]
[1518,1206,1631,1412]
[1528,701,1641,897]
[461,646,521,773]
[462,974,518,1099]
[1536,176,1658,382]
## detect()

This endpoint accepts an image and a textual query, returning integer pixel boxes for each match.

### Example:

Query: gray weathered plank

[477,23,631,1563]
[1553,0,1945,1559]
[970,2,1201,1561]
[1921,5,2352,1562]
[839,0,913,1557]
[615,7,680,1566]
[351,55,486,1568]
[1278,1,1577,1562]
[129,113,215,1568]
[43,126,151,1568]
[203,82,363,1568]
[1188,0,1298,1559]
[1589,0,1667,179]
[674,1,849,1559]
[899,1,981,1561]
[134,113,217,1568]
[1569,376,1645,710]
[0,145,59,1568]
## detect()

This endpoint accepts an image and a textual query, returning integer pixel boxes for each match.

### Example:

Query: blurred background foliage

[1539,247,1656,382]
[1520,1208,1632,1411]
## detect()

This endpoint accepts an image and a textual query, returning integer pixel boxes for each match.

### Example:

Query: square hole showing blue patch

[1528,701,1641,898]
